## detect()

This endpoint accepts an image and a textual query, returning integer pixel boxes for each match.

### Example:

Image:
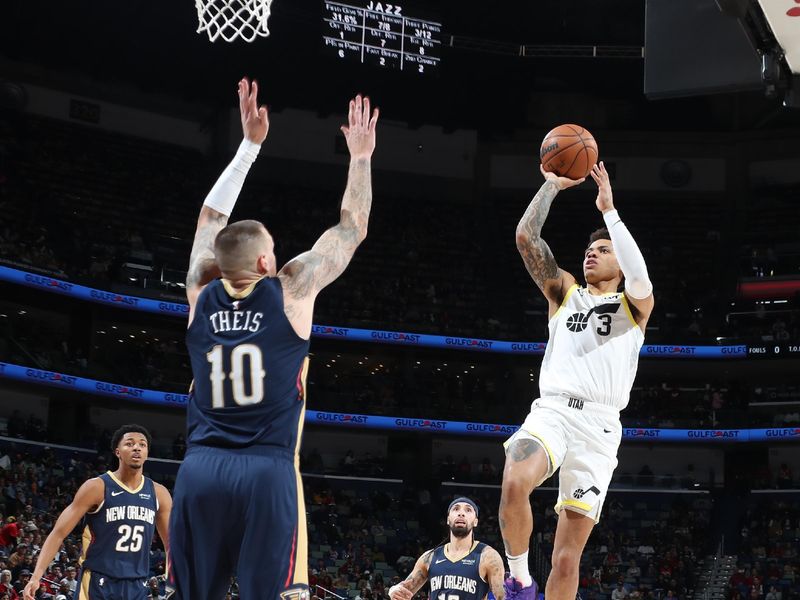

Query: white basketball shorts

[504,396,622,523]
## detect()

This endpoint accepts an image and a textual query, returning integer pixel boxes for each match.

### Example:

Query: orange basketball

[540,124,598,180]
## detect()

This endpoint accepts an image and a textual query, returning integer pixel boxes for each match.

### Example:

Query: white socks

[507,551,533,587]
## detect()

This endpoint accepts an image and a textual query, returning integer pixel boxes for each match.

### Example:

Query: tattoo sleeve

[186,207,228,289]
[482,548,507,600]
[282,158,372,299]
[401,549,433,594]
[507,439,543,463]
[516,180,562,292]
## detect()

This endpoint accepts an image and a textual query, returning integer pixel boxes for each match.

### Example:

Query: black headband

[448,497,479,517]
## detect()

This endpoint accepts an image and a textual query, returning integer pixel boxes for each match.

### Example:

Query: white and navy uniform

[428,542,490,600]
[505,284,644,522]
[78,472,158,599]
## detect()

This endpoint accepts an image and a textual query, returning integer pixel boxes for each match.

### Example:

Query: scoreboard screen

[322,1,442,74]
[747,344,800,359]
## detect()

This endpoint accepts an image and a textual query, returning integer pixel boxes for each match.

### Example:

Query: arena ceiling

[1,0,798,132]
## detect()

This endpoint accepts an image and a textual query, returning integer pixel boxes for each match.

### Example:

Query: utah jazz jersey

[428,542,489,600]
[185,277,310,451]
[540,285,644,410]
[81,472,157,578]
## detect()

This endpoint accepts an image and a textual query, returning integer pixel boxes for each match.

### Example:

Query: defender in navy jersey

[24,425,172,600]
[168,78,379,600]
[388,498,505,600]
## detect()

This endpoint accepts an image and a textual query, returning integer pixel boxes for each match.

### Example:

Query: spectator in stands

[626,560,641,579]
[479,457,497,483]
[611,582,628,600]
[0,571,16,600]
[0,519,19,552]
[59,565,77,596]
[10,571,28,597]
[147,576,165,599]
[776,464,793,489]
[765,585,780,600]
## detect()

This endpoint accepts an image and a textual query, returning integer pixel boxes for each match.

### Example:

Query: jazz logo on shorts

[565,303,620,335]
[281,589,310,600]
[573,486,601,500]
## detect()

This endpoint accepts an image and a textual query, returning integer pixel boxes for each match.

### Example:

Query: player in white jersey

[499,162,654,600]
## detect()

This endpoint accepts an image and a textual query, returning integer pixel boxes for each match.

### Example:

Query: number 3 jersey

[185,277,310,451]
[539,285,644,411]
[81,472,157,578]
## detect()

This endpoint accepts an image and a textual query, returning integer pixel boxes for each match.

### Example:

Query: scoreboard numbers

[323,1,442,74]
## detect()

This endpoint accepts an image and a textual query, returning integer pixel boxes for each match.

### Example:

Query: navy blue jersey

[428,541,489,600]
[185,277,310,451]
[81,472,157,579]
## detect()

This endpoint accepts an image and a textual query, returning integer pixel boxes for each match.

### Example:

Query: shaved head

[214,219,275,276]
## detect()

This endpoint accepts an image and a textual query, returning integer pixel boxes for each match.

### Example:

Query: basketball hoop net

[195,0,273,43]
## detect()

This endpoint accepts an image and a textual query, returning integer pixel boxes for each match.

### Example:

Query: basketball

[540,124,598,180]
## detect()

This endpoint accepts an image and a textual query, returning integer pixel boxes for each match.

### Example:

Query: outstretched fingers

[362,96,371,127]
[348,98,356,129]
[249,80,260,115]
[238,78,249,116]
[368,107,380,131]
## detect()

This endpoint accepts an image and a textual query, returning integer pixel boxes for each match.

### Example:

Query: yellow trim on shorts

[552,284,580,319]
[504,430,556,477]
[620,294,638,327]
[293,463,309,585]
[80,524,92,563]
[555,498,593,513]
[79,569,91,600]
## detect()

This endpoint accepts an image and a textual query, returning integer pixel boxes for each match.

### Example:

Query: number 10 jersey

[186,277,310,452]
[538,285,644,411]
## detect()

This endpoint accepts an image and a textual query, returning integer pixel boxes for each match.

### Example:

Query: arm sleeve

[602,209,653,300]
[202,138,261,216]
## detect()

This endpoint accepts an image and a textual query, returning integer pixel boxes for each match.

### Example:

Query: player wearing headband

[500,163,654,600]
[388,497,506,600]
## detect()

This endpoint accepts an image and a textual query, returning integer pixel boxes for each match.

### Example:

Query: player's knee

[500,469,534,502]
[551,547,581,579]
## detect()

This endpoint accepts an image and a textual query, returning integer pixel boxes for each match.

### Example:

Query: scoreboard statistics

[322,1,442,74]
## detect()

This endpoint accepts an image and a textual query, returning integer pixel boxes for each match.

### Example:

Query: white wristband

[202,138,261,217]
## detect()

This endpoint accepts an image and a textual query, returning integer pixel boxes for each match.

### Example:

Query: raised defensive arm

[186,77,269,323]
[279,95,379,300]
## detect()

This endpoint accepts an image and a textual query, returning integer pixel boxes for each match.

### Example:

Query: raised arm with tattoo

[186,77,269,323]
[278,95,379,337]
[515,166,584,310]
[481,546,508,600]
[389,550,433,600]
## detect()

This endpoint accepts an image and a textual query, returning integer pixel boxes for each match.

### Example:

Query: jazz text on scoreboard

[322,1,442,73]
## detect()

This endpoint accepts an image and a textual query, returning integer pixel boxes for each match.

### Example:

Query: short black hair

[588,227,610,245]
[111,424,152,451]
[586,227,625,292]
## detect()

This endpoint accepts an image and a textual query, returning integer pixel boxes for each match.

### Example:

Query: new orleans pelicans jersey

[185,277,310,451]
[539,285,644,410]
[428,542,489,600]
[81,472,157,578]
